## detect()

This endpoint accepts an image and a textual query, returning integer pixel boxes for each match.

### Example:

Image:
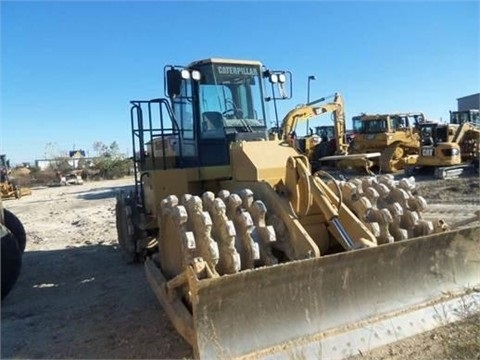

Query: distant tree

[28,166,41,175]
[93,141,121,158]
[48,156,72,173]
[91,141,131,179]
[44,142,59,159]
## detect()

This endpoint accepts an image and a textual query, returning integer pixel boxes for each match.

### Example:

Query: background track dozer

[116,58,480,359]
[347,113,426,173]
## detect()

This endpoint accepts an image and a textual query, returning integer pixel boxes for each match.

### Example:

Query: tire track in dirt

[422,203,480,227]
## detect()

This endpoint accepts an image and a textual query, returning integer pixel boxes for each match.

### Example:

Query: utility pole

[306,75,316,134]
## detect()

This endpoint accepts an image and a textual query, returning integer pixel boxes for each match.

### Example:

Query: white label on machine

[422,148,434,156]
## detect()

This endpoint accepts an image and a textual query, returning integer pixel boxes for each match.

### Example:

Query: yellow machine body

[349,113,424,172]
[141,139,480,359]
[117,58,480,359]
[414,122,480,178]
[0,154,32,200]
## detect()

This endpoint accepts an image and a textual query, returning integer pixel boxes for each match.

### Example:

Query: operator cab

[315,125,335,142]
[450,110,480,128]
[170,59,269,167]
[418,123,449,146]
[352,113,424,134]
[130,58,290,171]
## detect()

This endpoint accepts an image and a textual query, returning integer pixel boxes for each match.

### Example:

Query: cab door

[197,110,230,166]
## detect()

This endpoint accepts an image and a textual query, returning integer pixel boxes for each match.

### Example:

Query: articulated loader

[116,58,480,359]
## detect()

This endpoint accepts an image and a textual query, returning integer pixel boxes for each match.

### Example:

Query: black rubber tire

[1,231,23,301]
[4,209,27,253]
[115,195,139,264]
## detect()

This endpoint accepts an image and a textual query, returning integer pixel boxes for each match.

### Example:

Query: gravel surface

[1,175,479,359]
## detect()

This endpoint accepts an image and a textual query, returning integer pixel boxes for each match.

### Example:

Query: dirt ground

[1,174,479,359]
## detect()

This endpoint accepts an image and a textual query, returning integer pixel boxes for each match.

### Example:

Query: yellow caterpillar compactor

[116,58,480,359]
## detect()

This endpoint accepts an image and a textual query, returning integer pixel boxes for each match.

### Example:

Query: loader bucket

[189,226,480,359]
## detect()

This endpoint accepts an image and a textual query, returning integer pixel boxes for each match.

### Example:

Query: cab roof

[187,58,263,68]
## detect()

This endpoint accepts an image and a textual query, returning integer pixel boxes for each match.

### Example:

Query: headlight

[181,69,190,79]
[451,148,460,156]
[191,70,201,81]
[269,74,278,83]
[278,73,286,83]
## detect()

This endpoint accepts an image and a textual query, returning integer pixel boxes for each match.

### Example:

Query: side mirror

[166,69,183,98]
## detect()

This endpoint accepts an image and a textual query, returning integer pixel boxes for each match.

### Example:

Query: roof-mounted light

[181,69,191,79]
[191,70,201,81]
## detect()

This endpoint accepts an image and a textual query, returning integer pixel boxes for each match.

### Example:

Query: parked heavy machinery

[116,58,480,359]
[0,155,32,200]
[450,109,480,128]
[348,113,424,172]
[279,93,349,162]
[411,121,480,178]
[278,93,370,172]
[1,198,27,300]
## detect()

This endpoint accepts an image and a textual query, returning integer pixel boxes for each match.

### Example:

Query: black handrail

[129,98,184,210]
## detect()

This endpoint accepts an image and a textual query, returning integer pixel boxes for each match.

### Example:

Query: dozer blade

[19,187,32,197]
[192,226,480,359]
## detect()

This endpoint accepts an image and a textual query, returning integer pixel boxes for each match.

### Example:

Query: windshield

[472,111,480,126]
[195,63,266,137]
[451,111,469,125]
[420,124,448,145]
[451,110,480,127]
[353,117,387,134]
[315,126,334,140]
[420,125,435,145]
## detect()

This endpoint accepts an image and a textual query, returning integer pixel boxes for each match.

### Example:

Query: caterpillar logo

[217,66,258,76]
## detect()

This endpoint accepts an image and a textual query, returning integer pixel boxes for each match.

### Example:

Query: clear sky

[1,0,479,164]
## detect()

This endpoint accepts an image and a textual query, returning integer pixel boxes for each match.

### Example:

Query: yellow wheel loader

[116,58,480,359]
[409,121,480,179]
[0,155,32,200]
[348,113,424,173]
